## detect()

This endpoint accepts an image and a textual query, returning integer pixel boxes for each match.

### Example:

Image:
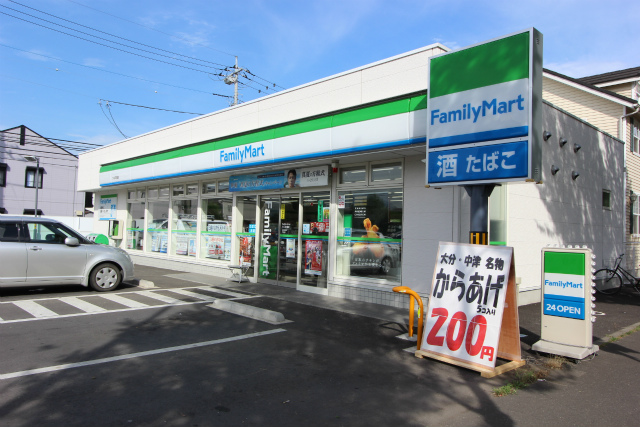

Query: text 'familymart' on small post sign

[543,251,586,320]
[426,28,543,186]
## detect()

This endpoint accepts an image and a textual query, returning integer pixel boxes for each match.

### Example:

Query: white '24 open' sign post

[416,242,524,377]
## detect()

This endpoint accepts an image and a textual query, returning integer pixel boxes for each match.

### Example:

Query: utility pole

[224,56,244,106]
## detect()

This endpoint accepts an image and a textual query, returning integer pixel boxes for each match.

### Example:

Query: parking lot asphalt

[125,264,640,426]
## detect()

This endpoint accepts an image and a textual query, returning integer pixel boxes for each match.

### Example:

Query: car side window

[0,222,22,242]
[25,222,73,244]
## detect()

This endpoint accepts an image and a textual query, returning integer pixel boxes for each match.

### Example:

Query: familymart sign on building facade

[426,28,543,186]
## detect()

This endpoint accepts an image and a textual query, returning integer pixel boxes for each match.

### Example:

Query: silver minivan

[0,216,134,292]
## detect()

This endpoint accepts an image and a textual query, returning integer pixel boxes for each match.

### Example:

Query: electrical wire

[1,137,90,153]
[0,147,79,160]
[64,0,235,58]
[7,0,229,68]
[246,69,286,90]
[0,5,226,72]
[1,130,102,147]
[99,101,128,139]
[0,11,222,76]
[1,43,224,96]
[99,99,204,115]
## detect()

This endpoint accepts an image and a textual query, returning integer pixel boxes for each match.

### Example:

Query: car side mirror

[65,237,80,247]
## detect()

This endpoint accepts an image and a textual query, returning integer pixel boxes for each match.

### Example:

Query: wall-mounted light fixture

[630,191,637,203]
[331,161,339,173]
[559,138,567,147]
[543,131,552,141]
[551,165,560,175]
[574,143,582,153]
[572,171,580,180]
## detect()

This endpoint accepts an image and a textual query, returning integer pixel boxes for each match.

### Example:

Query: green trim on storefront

[100,93,428,173]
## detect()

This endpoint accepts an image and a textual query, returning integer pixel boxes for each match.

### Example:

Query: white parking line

[0,329,286,380]
[99,293,149,308]
[12,301,58,318]
[136,290,183,304]
[168,288,218,302]
[60,297,107,313]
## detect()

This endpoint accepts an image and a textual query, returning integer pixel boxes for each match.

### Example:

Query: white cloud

[83,58,106,68]
[17,49,51,62]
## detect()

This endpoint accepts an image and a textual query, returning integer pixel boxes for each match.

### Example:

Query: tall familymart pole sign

[426,28,543,186]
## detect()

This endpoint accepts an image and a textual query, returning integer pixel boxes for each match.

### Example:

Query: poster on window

[151,233,159,252]
[205,235,225,259]
[99,194,117,221]
[159,234,168,253]
[286,238,296,258]
[176,235,189,255]
[188,238,196,257]
[419,242,516,371]
[305,240,323,276]
[239,236,254,263]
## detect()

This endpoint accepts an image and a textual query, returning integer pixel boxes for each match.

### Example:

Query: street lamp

[23,155,40,217]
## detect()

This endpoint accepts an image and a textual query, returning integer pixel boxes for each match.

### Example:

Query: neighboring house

[0,125,88,216]
[542,67,640,272]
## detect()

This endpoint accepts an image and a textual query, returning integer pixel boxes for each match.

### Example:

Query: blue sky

[1,0,638,152]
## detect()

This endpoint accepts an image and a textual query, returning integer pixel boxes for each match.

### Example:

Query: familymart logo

[430,94,525,126]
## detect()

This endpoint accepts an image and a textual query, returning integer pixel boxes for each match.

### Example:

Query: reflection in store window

[200,197,233,261]
[147,201,169,253]
[336,189,402,281]
[172,200,197,257]
[127,202,145,250]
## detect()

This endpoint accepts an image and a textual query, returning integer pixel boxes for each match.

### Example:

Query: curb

[208,300,291,325]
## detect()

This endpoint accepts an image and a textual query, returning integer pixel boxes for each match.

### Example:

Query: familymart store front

[95,92,421,304]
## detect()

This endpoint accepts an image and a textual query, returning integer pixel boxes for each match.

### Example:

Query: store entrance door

[258,195,299,287]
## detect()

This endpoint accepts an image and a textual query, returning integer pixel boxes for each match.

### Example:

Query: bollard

[392,286,424,350]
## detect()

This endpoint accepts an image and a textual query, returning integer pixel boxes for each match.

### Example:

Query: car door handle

[29,246,43,251]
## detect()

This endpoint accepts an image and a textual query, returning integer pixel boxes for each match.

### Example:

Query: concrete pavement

[125,264,640,426]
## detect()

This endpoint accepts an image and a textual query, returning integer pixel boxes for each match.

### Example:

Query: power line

[1,43,219,96]
[99,101,128,139]
[1,130,102,147]
[99,99,205,115]
[8,0,229,68]
[0,151,80,168]
[246,69,286,90]
[1,5,227,72]
[2,137,90,153]
[64,0,235,58]
[0,11,223,76]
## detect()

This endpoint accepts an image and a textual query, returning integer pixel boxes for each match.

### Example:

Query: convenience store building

[78,39,624,307]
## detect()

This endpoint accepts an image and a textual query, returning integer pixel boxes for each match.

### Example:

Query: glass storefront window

[171,200,197,256]
[127,201,145,250]
[339,165,366,184]
[301,192,330,288]
[200,197,233,261]
[371,162,402,182]
[173,184,185,197]
[186,183,198,196]
[159,186,170,198]
[202,182,216,194]
[335,188,402,281]
[147,201,169,253]
[236,196,257,277]
[148,187,158,199]
[218,181,229,193]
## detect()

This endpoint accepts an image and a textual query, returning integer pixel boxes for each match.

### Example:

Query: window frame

[0,163,7,187]
[24,166,44,189]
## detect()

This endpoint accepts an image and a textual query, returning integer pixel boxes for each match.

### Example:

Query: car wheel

[380,256,392,275]
[89,263,122,292]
